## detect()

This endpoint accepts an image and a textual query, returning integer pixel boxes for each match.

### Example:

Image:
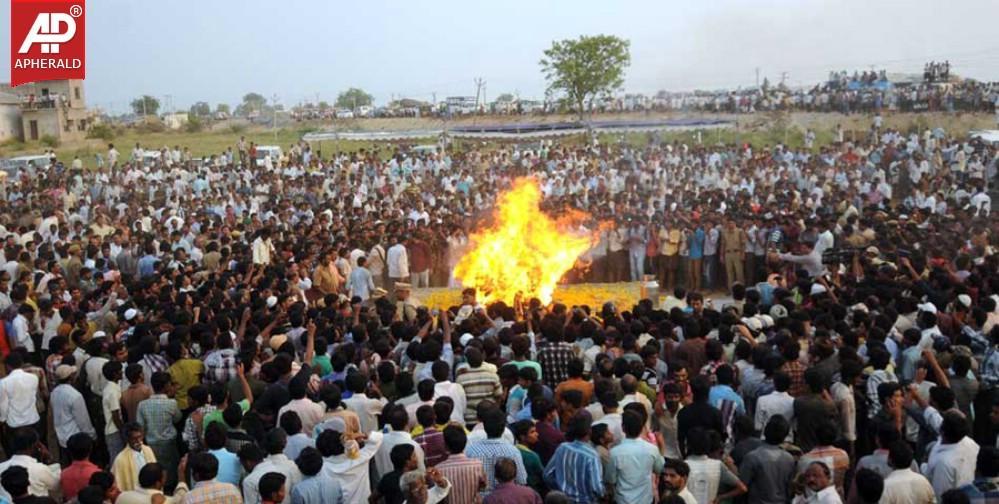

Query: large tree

[235,92,268,117]
[539,35,630,119]
[335,88,373,109]
[215,103,231,116]
[189,101,211,117]
[131,95,160,116]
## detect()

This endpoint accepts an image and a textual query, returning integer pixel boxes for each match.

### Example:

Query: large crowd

[0,117,996,504]
[659,75,999,115]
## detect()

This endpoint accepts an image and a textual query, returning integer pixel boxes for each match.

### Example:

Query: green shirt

[509,359,543,380]
[517,444,546,494]
[313,355,333,376]
[203,399,249,432]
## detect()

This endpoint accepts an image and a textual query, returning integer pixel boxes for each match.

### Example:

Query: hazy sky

[3,0,999,114]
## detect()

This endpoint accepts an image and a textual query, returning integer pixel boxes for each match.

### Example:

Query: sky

[3,0,999,114]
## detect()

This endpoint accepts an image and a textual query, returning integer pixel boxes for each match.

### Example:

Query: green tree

[131,95,160,116]
[235,92,267,117]
[496,93,515,102]
[539,35,630,119]
[318,101,331,111]
[189,101,211,117]
[215,103,231,116]
[335,88,373,109]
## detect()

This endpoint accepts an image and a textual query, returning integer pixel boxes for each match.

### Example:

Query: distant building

[0,93,23,142]
[1,79,91,142]
[162,112,189,130]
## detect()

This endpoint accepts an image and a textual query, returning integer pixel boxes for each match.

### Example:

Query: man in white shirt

[0,351,41,437]
[12,305,36,353]
[432,362,467,425]
[242,429,303,504]
[318,428,383,504]
[342,373,387,435]
[880,441,935,504]
[796,461,842,504]
[51,365,96,451]
[386,237,409,291]
[251,229,273,266]
[663,458,698,504]
[374,406,426,480]
[0,428,60,502]
[922,411,980,497]
[755,373,795,440]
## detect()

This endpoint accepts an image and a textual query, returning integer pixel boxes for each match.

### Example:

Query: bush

[40,134,60,148]
[228,123,246,134]
[87,123,115,141]
[185,115,204,133]
[134,120,165,134]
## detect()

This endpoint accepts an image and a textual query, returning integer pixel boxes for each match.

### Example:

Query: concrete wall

[21,110,61,141]
[0,104,22,141]
[10,79,85,109]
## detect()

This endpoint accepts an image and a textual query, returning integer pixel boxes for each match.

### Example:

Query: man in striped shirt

[435,426,486,504]
[456,347,503,424]
[543,414,605,504]
[466,409,527,493]
[182,452,243,504]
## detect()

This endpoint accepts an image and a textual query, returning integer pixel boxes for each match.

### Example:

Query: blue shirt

[291,473,344,504]
[209,448,242,486]
[138,255,159,278]
[543,441,605,504]
[689,228,705,259]
[709,384,746,415]
[466,438,528,492]
[608,438,665,504]
[284,432,315,461]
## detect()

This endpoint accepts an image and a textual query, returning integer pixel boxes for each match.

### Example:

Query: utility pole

[474,78,486,108]
[271,93,279,140]
[164,94,172,114]
[780,72,789,87]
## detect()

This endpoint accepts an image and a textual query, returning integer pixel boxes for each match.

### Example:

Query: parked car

[1,154,51,176]
[255,146,283,165]
[335,109,354,119]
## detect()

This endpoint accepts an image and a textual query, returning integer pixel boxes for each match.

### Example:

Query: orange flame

[454,177,596,305]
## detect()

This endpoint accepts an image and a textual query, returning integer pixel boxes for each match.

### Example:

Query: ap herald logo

[10,0,85,86]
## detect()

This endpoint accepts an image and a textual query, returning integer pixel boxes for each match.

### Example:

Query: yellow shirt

[168,358,205,410]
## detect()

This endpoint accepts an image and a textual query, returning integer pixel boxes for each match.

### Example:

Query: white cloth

[0,454,60,502]
[342,393,387,435]
[0,368,41,427]
[879,468,935,504]
[387,244,409,278]
[242,453,303,504]
[51,383,96,447]
[754,391,795,438]
[793,486,842,504]
[322,431,382,504]
[466,425,516,445]
[433,381,467,424]
[921,436,980,497]
[594,413,624,445]
[685,455,722,504]
[374,430,426,480]
[13,314,33,352]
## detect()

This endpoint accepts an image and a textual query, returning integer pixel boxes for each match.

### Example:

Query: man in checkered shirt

[535,317,576,391]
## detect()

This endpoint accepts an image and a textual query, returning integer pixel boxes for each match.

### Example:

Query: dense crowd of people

[0,116,996,504]
[659,77,999,115]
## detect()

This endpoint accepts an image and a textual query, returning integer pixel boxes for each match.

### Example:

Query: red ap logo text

[10,0,85,86]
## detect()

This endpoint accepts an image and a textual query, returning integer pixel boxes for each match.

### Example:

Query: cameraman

[769,241,825,278]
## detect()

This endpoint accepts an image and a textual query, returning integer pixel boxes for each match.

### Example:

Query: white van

[1,154,51,175]
[255,146,283,165]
